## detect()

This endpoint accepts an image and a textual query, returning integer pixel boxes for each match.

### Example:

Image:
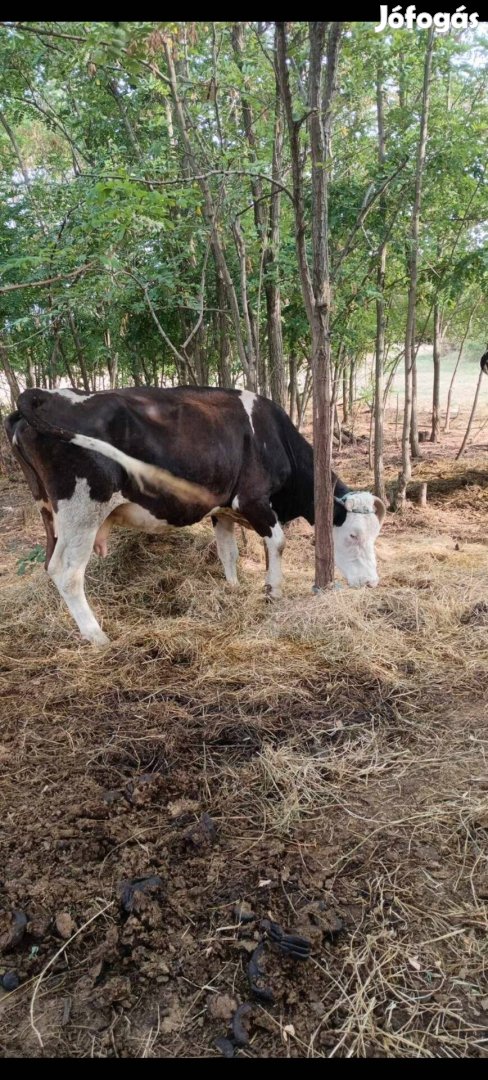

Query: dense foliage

[0,22,486,441]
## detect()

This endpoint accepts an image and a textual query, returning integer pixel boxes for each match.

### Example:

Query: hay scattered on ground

[0,470,488,1057]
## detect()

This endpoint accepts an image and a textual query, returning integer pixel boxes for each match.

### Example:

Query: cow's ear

[373,497,386,526]
[333,497,347,527]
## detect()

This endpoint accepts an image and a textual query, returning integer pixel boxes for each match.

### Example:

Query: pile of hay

[1,507,488,1057]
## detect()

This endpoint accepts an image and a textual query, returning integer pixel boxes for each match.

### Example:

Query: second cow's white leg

[213,516,239,586]
[263,521,285,599]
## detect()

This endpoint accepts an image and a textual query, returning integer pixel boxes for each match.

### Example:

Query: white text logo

[375,5,479,31]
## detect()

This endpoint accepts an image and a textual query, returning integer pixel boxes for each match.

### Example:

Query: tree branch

[0,264,95,294]
[332,157,409,278]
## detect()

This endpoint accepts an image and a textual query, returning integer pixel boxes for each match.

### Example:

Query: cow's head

[333,491,386,588]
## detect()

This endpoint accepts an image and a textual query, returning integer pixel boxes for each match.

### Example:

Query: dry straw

[1,470,488,1056]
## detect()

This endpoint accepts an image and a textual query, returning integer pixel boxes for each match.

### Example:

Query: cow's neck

[276,425,350,526]
[303,469,349,527]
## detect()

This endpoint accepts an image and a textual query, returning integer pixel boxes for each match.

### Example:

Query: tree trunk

[164,37,257,391]
[368,396,375,471]
[289,356,297,424]
[232,24,285,404]
[349,357,355,421]
[277,21,342,589]
[374,63,387,504]
[104,327,119,389]
[215,268,232,388]
[26,350,35,389]
[265,76,286,408]
[68,310,91,393]
[456,367,484,459]
[231,218,258,387]
[394,26,434,508]
[0,340,21,407]
[430,300,441,441]
[130,358,143,387]
[444,300,478,432]
[297,363,312,431]
[342,364,349,423]
[108,78,143,162]
[56,337,77,390]
[410,335,421,458]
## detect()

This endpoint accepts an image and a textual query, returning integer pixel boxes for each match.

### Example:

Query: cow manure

[231,1002,253,1046]
[117,875,164,914]
[247,941,274,1003]
[184,812,217,849]
[215,1036,236,1057]
[0,910,28,953]
[261,918,312,960]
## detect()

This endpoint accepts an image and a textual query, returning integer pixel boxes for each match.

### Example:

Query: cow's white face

[333,492,385,588]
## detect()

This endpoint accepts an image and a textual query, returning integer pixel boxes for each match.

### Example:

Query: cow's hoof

[263,585,282,602]
[87,631,110,646]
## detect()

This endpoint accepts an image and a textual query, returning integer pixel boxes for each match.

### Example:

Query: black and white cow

[5,386,386,645]
[481,350,488,376]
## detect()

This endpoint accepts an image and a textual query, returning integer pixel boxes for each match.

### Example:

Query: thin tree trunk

[456,367,484,459]
[68,310,91,393]
[215,268,232,388]
[369,396,375,471]
[265,76,286,407]
[384,348,405,403]
[334,403,342,450]
[349,357,355,421]
[444,300,478,432]
[231,218,258,386]
[410,331,421,458]
[277,21,342,589]
[297,363,313,431]
[394,26,434,508]
[232,24,285,404]
[56,337,77,390]
[130,359,143,387]
[25,350,35,388]
[0,341,21,407]
[164,37,256,391]
[288,356,297,424]
[374,62,387,504]
[342,364,348,423]
[430,299,441,441]
[104,327,118,389]
[108,78,143,161]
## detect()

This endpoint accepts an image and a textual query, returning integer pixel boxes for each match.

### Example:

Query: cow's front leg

[237,500,285,600]
[212,515,239,586]
[263,521,285,600]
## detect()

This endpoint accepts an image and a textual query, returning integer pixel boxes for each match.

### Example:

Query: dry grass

[1,469,488,1057]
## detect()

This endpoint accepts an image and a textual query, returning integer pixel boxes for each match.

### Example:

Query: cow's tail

[481,351,488,376]
[16,389,219,509]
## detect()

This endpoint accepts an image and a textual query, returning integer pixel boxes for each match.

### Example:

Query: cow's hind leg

[48,481,115,645]
[212,515,239,586]
[47,526,109,645]
[40,506,56,568]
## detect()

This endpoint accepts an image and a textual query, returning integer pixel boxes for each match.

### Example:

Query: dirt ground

[0,393,488,1058]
